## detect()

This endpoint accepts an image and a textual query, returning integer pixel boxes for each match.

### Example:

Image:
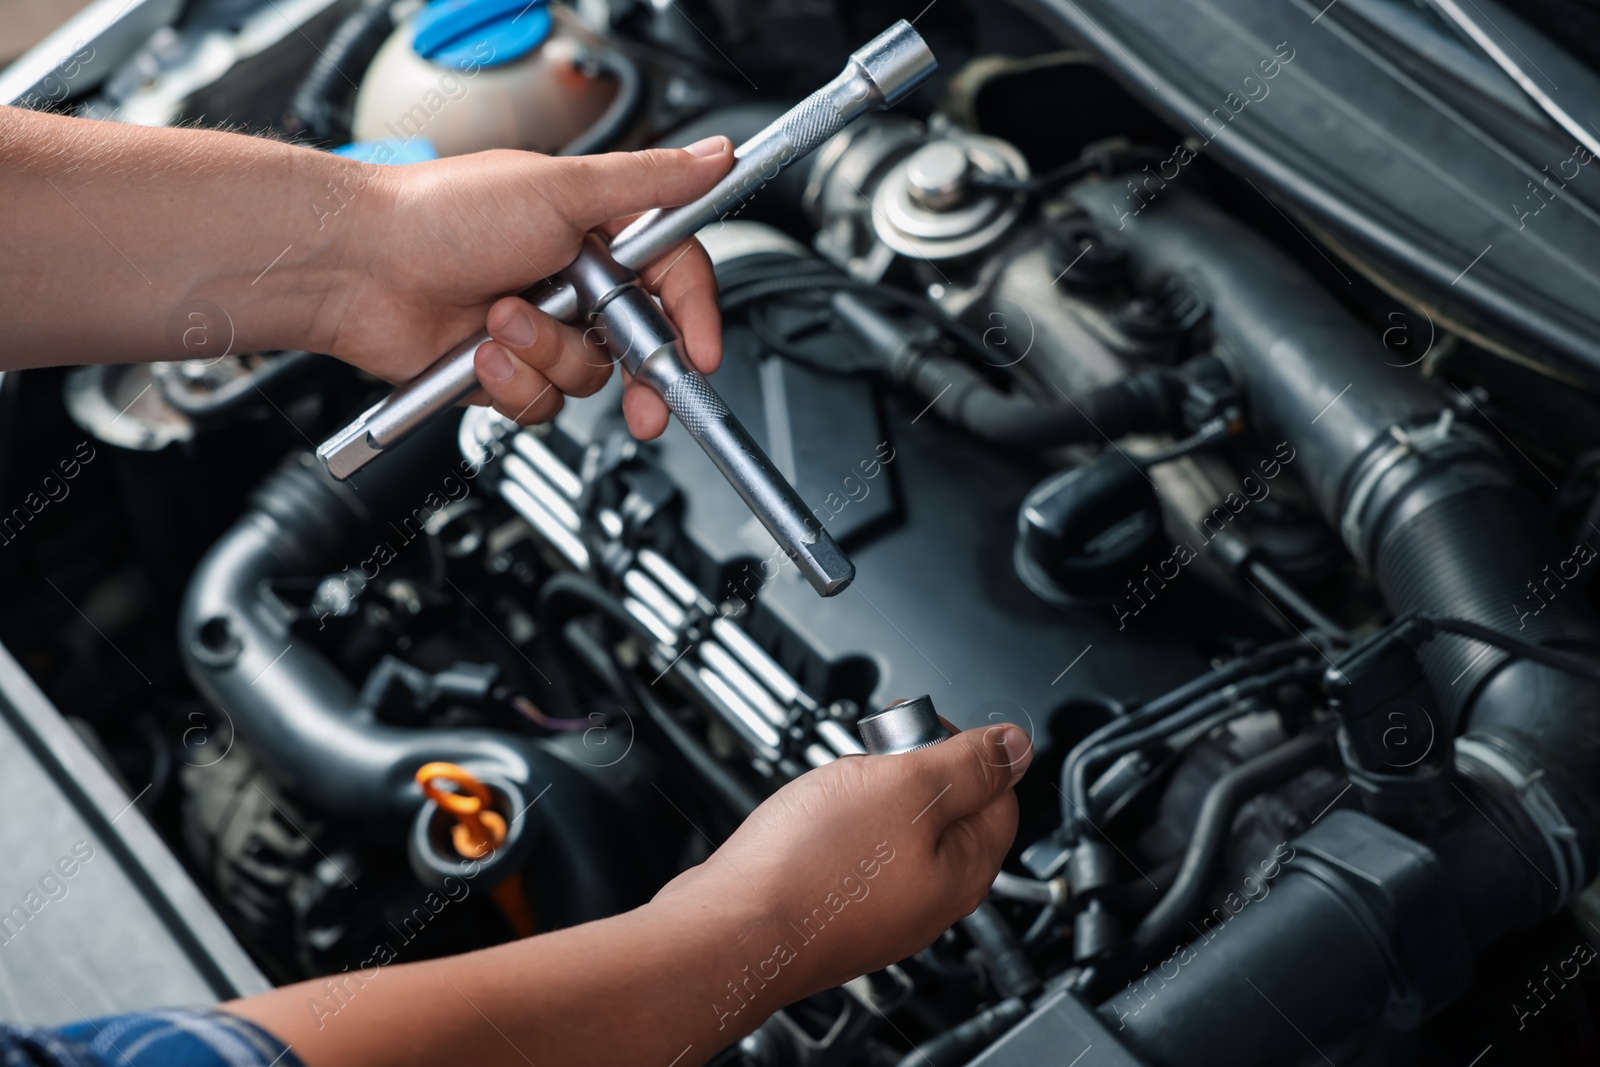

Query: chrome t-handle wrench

[316,21,937,484]
[566,236,854,595]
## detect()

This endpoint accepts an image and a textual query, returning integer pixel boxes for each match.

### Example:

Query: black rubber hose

[1421,612,1600,685]
[960,902,1040,1000]
[557,49,644,157]
[1115,730,1333,973]
[1061,179,1600,1064]
[179,425,618,829]
[537,573,661,648]
[1066,662,1324,835]
[285,0,394,145]
[1058,640,1310,834]
[892,997,1028,1067]
[722,264,1188,448]
[898,353,1184,449]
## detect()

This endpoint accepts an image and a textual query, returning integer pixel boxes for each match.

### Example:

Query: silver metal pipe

[316,20,935,483]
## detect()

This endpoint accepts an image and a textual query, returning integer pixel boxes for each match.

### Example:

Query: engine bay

[9,0,1600,1063]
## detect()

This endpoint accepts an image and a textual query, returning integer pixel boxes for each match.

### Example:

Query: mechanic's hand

[326,137,734,439]
[652,723,1032,1002]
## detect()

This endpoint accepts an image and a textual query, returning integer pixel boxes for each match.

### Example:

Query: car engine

[9,0,1600,1063]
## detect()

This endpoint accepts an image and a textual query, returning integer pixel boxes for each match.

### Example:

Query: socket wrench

[316,21,937,485]
[566,235,855,596]
[857,695,950,754]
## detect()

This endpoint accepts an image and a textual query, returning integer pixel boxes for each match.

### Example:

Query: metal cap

[850,20,938,108]
[905,141,972,211]
[858,695,950,755]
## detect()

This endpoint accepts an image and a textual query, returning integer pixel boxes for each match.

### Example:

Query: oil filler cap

[1015,453,1168,605]
[413,0,552,70]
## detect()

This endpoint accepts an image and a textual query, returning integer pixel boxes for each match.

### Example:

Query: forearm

[223,726,1027,1066]
[225,892,800,1067]
[0,107,382,366]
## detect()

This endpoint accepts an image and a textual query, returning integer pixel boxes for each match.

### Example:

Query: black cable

[557,49,644,156]
[1135,419,1234,468]
[623,672,761,817]
[1244,559,1355,644]
[966,141,1170,196]
[1058,641,1313,835]
[1089,697,1271,829]
[960,902,1040,999]
[1069,663,1323,837]
[745,300,859,372]
[537,573,661,647]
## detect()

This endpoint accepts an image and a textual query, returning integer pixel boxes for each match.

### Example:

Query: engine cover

[546,315,1210,735]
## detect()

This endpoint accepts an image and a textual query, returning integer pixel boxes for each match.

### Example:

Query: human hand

[651,723,1033,1007]
[319,137,734,439]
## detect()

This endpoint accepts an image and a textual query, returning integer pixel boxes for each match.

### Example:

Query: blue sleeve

[0,1009,303,1067]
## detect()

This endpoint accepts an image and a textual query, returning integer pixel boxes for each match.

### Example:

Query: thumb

[541,137,734,232]
[905,724,1033,831]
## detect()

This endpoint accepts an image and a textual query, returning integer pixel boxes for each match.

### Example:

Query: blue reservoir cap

[331,139,440,165]
[412,0,552,71]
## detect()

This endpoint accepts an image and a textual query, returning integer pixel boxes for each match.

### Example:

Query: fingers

[475,340,562,425]
[621,378,669,440]
[906,725,1033,829]
[540,137,734,234]
[639,237,722,376]
[476,296,618,425]
[618,237,722,440]
[938,792,1019,910]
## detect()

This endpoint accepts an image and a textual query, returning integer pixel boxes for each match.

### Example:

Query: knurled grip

[660,373,730,439]
[779,90,849,155]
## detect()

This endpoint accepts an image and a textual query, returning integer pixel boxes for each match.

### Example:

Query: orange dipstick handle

[416,761,508,859]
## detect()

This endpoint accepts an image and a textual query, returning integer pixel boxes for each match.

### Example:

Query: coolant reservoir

[351,0,618,157]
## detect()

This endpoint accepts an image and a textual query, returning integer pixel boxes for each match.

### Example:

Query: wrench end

[796,531,856,598]
[852,20,938,108]
[316,423,383,481]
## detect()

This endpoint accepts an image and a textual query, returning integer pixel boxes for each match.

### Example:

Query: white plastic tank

[351,0,618,157]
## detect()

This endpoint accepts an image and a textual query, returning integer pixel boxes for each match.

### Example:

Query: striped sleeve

[1,1009,302,1067]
